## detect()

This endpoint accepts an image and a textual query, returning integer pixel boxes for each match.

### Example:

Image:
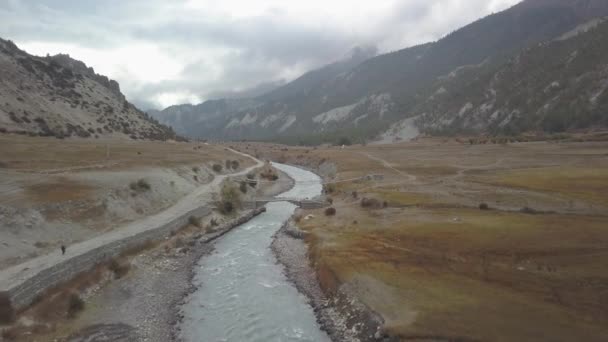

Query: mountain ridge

[151,0,608,144]
[0,38,182,141]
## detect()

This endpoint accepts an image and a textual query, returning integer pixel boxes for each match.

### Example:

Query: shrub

[0,294,15,324]
[324,184,336,194]
[130,179,151,192]
[108,259,131,279]
[361,197,382,209]
[479,203,490,210]
[260,168,278,181]
[189,215,202,228]
[520,206,539,215]
[246,172,256,180]
[327,197,333,204]
[1,327,17,340]
[231,160,240,169]
[212,164,222,173]
[239,181,248,194]
[192,166,200,173]
[221,201,234,214]
[325,207,337,216]
[336,137,352,146]
[225,160,232,170]
[352,191,358,199]
[67,294,85,318]
[220,183,241,215]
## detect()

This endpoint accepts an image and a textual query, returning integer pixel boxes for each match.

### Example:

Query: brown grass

[0,135,253,171]
[267,140,608,342]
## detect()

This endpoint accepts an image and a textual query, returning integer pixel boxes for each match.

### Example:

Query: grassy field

[237,139,608,341]
[0,134,251,171]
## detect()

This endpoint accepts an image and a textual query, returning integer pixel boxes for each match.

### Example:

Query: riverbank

[65,170,296,342]
[272,219,385,342]
[65,208,266,342]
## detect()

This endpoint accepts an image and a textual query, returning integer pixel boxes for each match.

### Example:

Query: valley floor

[234,138,608,341]
[0,135,254,269]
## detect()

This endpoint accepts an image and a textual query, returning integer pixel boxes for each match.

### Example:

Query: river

[178,163,330,342]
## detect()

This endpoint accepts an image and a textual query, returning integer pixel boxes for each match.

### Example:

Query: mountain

[0,38,181,141]
[402,17,608,136]
[152,0,608,144]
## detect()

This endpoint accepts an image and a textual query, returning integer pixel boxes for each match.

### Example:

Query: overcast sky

[1,0,520,110]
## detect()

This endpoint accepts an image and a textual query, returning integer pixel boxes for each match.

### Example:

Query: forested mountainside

[0,38,181,141]
[152,0,608,144]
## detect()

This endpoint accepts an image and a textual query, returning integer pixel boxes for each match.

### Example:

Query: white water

[179,163,329,342]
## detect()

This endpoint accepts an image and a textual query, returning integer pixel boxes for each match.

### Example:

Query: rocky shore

[64,169,295,342]
[271,219,387,342]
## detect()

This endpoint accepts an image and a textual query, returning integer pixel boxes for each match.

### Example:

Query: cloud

[0,0,521,109]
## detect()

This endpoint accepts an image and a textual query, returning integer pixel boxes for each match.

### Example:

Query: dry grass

[473,166,608,206]
[254,139,608,342]
[300,205,608,341]
[24,177,95,204]
[0,134,252,171]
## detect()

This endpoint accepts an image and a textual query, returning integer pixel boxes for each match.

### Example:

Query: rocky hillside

[403,17,608,136]
[0,38,181,140]
[152,0,608,144]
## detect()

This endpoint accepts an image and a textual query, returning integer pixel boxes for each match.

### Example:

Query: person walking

[61,245,66,255]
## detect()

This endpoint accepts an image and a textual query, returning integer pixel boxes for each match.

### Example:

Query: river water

[179,163,330,342]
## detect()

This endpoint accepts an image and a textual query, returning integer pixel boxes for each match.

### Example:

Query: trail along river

[179,163,331,342]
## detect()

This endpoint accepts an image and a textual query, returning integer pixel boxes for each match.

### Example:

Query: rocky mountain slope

[152,0,608,144]
[403,17,608,136]
[0,38,180,140]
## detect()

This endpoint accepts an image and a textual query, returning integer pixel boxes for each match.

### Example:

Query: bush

[189,215,202,228]
[219,183,241,215]
[192,166,200,173]
[352,191,358,199]
[246,172,256,180]
[361,197,382,209]
[520,206,539,215]
[325,207,337,216]
[108,259,131,279]
[239,181,248,194]
[0,294,15,324]
[1,327,17,340]
[231,160,240,170]
[130,179,151,192]
[324,184,336,194]
[67,294,85,318]
[479,203,490,210]
[212,164,223,173]
[221,201,234,214]
[337,137,352,146]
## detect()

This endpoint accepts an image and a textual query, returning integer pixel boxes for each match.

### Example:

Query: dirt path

[360,152,417,183]
[0,148,263,303]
